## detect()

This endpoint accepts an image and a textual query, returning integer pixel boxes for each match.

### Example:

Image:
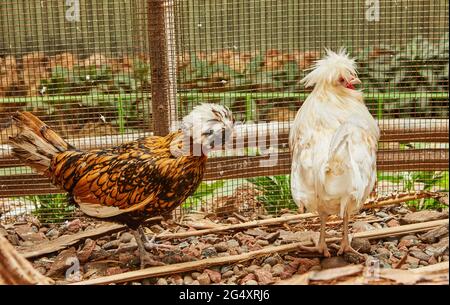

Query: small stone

[46,228,60,240]
[67,219,82,233]
[246,265,259,273]
[171,275,184,285]
[321,256,348,269]
[227,239,240,248]
[428,256,438,265]
[263,257,279,266]
[117,241,138,253]
[384,242,398,252]
[351,238,371,253]
[222,270,234,279]
[119,232,133,243]
[204,269,221,283]
[295,258,320,274]
[262,264,272,272]
[256,239,269,246]
[106,266,126,276]
[410,250,431,261]
[400,235,419,242]
[178,241,189,249]
[191,272,201,280]
[272,264,285,276]
[352,221,376,232]
[264,231,280,243]
[244,280,258,285]
[419,260,429,266]
[77,238,96,263]
[218,252,230,257]
[156,278,168,285]
[102,240,120,250]
[197,273,211,285]
[201,247,218,258]
[386,219,400,227]
[214,242,228,252]
[183,275,194,285]
[240,273,256,284]
[406,255,420,265]
[373,223,383,229]
[376,211,390,218]
[191,280,200,285]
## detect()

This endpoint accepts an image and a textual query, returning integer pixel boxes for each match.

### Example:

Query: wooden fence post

[147,0,178,136]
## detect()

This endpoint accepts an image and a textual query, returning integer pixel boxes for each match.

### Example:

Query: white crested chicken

[9,103,234,268]
[289,49,379,257]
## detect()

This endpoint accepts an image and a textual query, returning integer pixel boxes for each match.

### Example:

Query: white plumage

[289,49,380,256]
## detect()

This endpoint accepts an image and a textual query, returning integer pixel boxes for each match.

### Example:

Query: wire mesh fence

[0,0,448,224]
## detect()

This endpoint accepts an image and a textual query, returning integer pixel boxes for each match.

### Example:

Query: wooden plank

[71,219,448,285]
[0,148,448,197]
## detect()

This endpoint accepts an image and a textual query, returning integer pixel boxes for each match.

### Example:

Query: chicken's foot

[297,214,331,257]
[132,227,164,269]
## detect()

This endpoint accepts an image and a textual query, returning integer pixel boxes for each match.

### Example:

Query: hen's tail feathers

[9,112,75,174]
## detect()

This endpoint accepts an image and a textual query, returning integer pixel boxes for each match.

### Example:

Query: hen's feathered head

[179,103,234,155]
[301,48,361,90]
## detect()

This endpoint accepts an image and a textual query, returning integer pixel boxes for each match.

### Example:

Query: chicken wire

[0,0,448,224]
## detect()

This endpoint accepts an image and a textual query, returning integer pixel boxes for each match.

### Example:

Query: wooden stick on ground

[0,234,54,285]
[20,190,441,259]
[72,219,448,285]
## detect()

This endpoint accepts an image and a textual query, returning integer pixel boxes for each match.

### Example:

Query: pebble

[172,275,184,285]
[351,238,371,253]
[410,250,431,261]
[45,228,60,239]
[246,265,259,273]
[214,242,228,252]
[201,247,218,258]
[156,278,168,285]
[352,221,375,232]
[256,239,269,246]
[263,257,279,266]
[262,264,272,272]
[271,264,285,276]
[197,273,211,285]
[119,232,134,244]
[222,271,234,279]
[372,223,383,229]
[102,240,120,250]
[191,280,200,285]
[183,275,194,285]
[205,269,221,283]
[244,280,258,285]
[227,239,240,248]
[191,272,201,280]
[376,212,390,218]
[386,219,400,227]
[321,257,348,269]
[376,247,391,259]
[218,252,230,257]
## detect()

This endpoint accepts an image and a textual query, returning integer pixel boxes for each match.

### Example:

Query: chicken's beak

[349,77,361,85]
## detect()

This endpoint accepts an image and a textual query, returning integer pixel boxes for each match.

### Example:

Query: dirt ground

[1,194,448,285]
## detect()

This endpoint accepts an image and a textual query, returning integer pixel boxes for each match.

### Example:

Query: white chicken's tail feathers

[9,112,74,174]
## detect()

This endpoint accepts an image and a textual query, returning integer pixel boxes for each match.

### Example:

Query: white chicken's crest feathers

[301,48,357,88]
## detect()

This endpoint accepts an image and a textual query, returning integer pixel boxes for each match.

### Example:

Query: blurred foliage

[247,175,297,214]
[356,33,448,117]
[377,171,448,210]
[27,193,75,224]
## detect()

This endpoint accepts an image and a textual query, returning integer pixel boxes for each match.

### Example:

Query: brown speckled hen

[9,104,234,268]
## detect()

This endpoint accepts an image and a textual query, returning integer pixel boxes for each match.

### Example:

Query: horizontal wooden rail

[0,119,448,169]
[0,149,447,198]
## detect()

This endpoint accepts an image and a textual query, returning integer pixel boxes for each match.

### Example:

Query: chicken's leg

[337,210,361,256]
[131,227,164,269]
[297,214,330,257]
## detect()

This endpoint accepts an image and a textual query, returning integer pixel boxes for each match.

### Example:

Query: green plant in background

[27,193,75,224]
[247,175,297,214]
[183,180,227,210]
[377,171,448,210]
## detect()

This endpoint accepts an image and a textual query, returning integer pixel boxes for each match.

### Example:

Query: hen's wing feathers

[50,136,181,217]
[324,117,378,216]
